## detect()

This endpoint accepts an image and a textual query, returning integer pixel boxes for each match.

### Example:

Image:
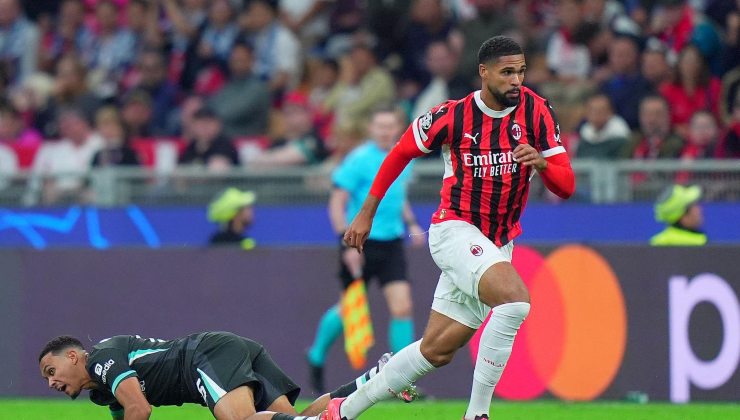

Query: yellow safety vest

[650,226,707,246]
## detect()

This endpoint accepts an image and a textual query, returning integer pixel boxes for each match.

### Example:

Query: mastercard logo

[469,244,627,401]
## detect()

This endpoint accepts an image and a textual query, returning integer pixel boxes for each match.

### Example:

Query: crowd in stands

[0,0,738,205]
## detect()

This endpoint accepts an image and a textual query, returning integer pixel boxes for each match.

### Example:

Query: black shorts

[339,238,408,290]
[191,332,300,413]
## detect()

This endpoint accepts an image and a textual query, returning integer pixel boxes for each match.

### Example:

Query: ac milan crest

[470,245,483,256]
[511,123,522,141]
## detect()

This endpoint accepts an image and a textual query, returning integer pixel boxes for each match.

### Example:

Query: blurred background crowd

[0,0,738,206]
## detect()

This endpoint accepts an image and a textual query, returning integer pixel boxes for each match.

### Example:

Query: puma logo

[464,133,480,144]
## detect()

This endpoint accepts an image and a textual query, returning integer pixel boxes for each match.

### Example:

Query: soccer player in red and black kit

[326,36,575,420]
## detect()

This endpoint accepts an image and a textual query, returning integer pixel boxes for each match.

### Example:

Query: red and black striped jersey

[402,87,566,246]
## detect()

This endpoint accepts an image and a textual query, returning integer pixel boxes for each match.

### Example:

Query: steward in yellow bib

[650,184,707,246]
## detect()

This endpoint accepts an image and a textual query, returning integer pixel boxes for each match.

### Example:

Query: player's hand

[344,213,372,252]
[513,144,546,171]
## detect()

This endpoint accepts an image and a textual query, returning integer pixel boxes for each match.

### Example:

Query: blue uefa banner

[0,203,738,248]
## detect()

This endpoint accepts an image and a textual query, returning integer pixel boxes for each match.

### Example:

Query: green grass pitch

[2,399,740,420]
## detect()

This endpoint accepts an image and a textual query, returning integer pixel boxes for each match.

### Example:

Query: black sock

[330,381,357,399]
[272,414,301,420]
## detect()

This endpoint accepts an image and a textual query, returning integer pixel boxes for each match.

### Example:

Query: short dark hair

[39,336,84,363]
[232,39,254,54]
[370,103,405,122]
[478,36,523,65]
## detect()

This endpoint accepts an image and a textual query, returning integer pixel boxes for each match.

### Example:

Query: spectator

[86,0,137,98]
[246,91,327,167]
[680,110,719,160]
[365,0,411,60]
[0,103,42,147]
[575,93,631,159]
[582,0,637,33]
[546,0,592,81]
[650,184,706,246]
[166,93,205,138]
[196,0,239,72]
[0,136,17,190]
[659,44,721,138]
[306,55,339,139]
[207,41,271,138]
[397,0,460,91]
[323,0,364,58]
[207,187,257,249]
[33,11,56,74]
[37,53,102,138]
[279,0,332,50]
[324,118,365,166]
[120,89,154,139]
[0,0,40,86]
[307,56,339,110]
[127,49,180,136]
[720,2,739,73]
[124,0,161,55]
[38,0,94,73]
[323,41,395,132]
[411,40,470,119]
[641,38,672,90]
[25,107,103,205]
[649,0,721,74]
[179,106,239,172]
[238,0,301,94]
[159,0,208,90]
[91,106,140,167]
[600,34,652,129]
[720,67,740,126]
[10,70,54,124]
[623,94,684,159]
[716,93,740,159]
[458,0,518,86]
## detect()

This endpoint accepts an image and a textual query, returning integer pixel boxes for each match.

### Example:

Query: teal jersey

[332,141,413,240]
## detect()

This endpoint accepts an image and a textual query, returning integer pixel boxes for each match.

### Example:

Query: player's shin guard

[465,302,530,419]
[307,305,343,366]
[389,317,414,353]
[341,340,434,419]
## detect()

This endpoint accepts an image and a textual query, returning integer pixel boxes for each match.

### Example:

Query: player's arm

[537,153,575,199]
[114,377,151,420]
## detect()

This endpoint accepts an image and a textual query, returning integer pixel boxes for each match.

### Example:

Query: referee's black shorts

[191,332,300,413]
[339,238,409,289]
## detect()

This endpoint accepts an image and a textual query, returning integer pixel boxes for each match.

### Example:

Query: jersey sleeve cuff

[541,146,566,158]
[111,370,137,395]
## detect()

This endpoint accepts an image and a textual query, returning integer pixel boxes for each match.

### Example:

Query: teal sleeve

[332,153,362,192]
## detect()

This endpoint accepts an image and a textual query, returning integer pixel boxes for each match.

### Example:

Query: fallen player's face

[40,352,83,399]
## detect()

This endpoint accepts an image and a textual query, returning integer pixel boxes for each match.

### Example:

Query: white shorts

[428,220,514,329]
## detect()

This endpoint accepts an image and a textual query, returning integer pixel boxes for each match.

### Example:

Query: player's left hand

[513,144,547,171]
[344,213,372,252]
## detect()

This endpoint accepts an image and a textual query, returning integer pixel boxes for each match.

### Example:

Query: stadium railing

[1,159,739,207]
